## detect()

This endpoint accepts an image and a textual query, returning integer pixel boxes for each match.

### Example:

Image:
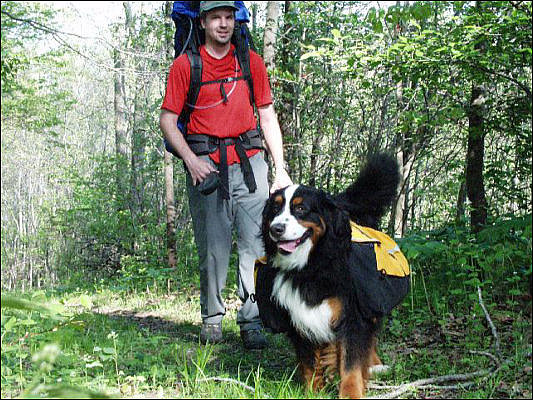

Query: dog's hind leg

[338,340,369,399]
[368,337,390,376]
[320,342,339,382]
[300,348,326,392]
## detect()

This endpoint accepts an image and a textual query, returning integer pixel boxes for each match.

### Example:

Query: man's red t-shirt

[162,44,273,164]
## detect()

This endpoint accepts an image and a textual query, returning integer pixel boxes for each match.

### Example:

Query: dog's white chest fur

[272,273,335,343]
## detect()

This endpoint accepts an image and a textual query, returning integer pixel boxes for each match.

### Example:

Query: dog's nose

[270,223,285,238]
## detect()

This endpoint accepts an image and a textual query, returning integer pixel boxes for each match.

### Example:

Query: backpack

[348,221,410,317]
[165,1,256,158]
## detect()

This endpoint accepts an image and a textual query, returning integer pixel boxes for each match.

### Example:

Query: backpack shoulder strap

[178,48,202,129]
[233,22,255,107]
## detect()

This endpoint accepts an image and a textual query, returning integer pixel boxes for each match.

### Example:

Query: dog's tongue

[278,240,299,253]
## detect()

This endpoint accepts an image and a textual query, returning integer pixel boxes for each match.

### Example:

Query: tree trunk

[393,77,407,237]
[390,11,409,238]
[131,98,147,238]
[113,48,128,174]
[465,1,488,234]
[250,3,257,34]
[466,84,488,233]
[263,1,279,71]
[113,6,129,204]
[456,180,467,225]
[164,0,177,270]
[278,1,299,178]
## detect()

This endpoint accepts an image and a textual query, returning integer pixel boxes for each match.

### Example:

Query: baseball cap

[199,1,238,14]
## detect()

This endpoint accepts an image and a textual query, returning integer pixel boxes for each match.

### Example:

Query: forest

[1,1,531,398]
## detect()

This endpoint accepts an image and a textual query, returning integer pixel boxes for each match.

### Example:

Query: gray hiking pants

[186,152,269,331]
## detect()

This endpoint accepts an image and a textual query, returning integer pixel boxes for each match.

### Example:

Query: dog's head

[262,184,351,271]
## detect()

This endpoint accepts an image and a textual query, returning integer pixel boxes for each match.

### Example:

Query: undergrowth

[1,216,531,398]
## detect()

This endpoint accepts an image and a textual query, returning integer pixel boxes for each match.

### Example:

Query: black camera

[196,172,220,195]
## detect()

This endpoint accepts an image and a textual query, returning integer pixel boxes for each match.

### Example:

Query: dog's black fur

[255,153,402,398]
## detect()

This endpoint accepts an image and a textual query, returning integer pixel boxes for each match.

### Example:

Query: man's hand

[160,109,216,186]
[270,167,292,193]
[184,155,217,186]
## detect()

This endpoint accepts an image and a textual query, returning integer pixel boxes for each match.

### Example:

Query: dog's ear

[322,194,351,246]
[261,197,278,257]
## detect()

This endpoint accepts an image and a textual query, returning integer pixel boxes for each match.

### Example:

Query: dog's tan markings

[300,349,325,392]
[327,297,343,326]
[339,342,369,399]
[274,195,283,205]
[370,338,382,368]
[319,342,339,382]
[300,218,326,244]
[319,216,327,237]
[292,196,304,206]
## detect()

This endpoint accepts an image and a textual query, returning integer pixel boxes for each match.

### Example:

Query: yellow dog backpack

[348,221,410,317]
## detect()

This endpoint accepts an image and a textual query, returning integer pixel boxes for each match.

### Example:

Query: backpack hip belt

[186,130,263,199]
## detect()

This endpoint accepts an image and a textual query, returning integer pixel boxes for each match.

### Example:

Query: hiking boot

[240,329,267,350]
[200,322,223,344]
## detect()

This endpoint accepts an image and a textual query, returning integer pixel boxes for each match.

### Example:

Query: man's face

[201,8,235,46]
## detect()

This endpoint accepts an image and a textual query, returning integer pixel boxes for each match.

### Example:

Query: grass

[1,271,531,399]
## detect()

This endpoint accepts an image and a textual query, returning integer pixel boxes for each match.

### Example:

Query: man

[160,1,292,349]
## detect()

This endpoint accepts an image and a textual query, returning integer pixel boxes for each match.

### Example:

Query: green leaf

[300,51,322,61]
[102,347,116,355]
[85,361,103,369]
[372,20,383,33]
[79,295,92,309]
[4,316,18,331]
[1,294,50,314]
[23,383,111,399]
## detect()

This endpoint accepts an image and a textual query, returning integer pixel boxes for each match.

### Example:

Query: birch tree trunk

[164,0,176,269]
[114,5,129,202]
[278,1,299,178]
[393,77,407,238]
[263,1,279,71]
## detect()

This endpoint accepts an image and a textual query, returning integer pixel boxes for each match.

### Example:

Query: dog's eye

[293,204,306,215]
[272,203,282,214]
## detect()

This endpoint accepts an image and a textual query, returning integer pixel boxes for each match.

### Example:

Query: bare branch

[369,369,491,399]
[477,286,502,358]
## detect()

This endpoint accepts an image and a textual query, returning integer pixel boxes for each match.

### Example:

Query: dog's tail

[334,153,400,229]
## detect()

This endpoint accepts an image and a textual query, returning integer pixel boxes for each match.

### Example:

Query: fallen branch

[368,381,477,391]
[368,369,492,399]
[368,350,507,399]
[477,286,502,358]
[469,350,501,367]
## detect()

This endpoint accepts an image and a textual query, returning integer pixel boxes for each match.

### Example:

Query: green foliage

[51,154,169,288]
[399,214,532,312]
[2,0,531,292]
[295,0,531,230]
[1,1,72,126]
[1,292,110,398]
[2,257,531,399]
[1,2,532,398]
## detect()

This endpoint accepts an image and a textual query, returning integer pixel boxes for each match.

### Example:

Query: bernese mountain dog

[255,153,409,399]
